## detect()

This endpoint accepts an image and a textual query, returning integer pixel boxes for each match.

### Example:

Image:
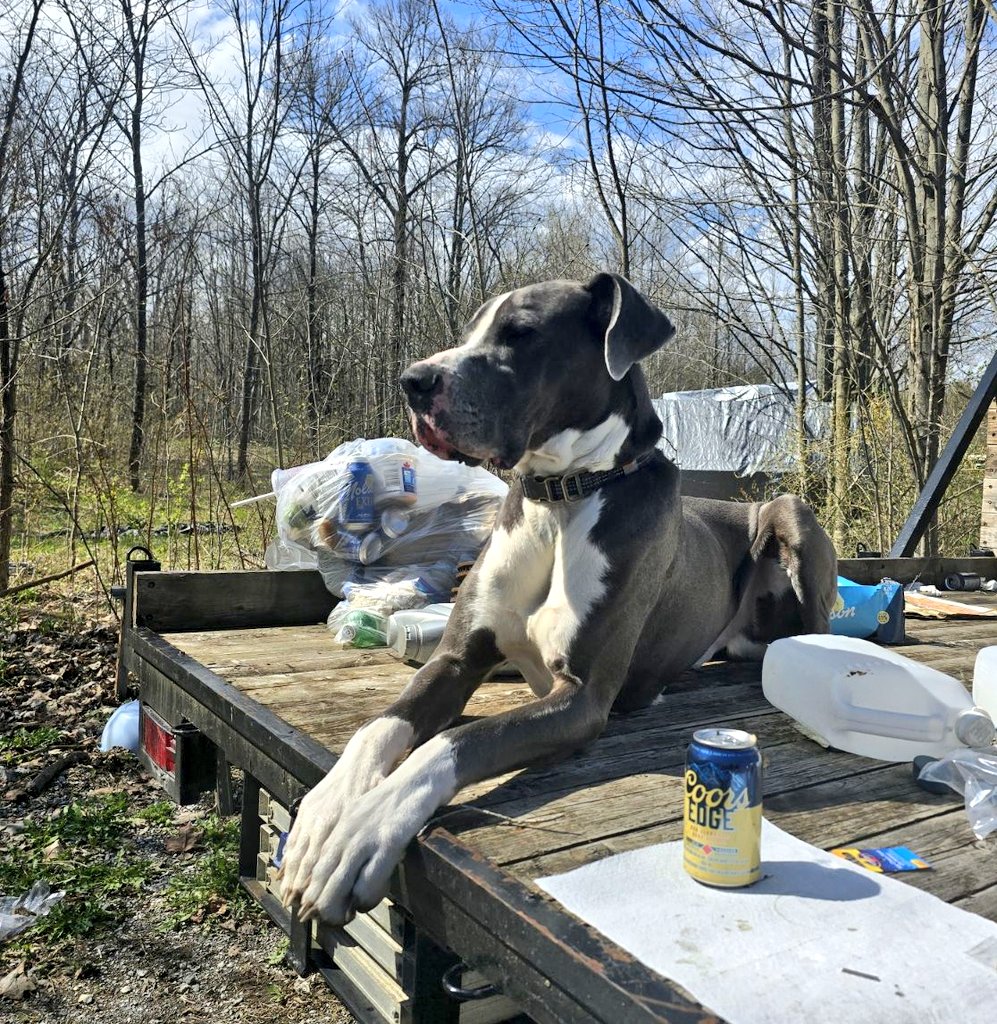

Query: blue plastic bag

[829,577,904,642]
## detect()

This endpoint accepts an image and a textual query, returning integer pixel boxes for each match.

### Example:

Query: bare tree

[114,0,192,491]
[177,0,306,479]
[323,0,454,431]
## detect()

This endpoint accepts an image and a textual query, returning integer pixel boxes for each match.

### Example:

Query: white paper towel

[537,820,997,1023]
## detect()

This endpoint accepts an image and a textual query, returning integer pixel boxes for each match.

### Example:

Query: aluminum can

[337,531,383,565]
[380,508,410,539]
[341,460,375,531]
[683,728,762,887]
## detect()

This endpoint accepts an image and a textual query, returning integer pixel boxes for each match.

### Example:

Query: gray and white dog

[280,273,837,925]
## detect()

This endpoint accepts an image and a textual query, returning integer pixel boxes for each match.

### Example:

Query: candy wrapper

[266,438,507,609]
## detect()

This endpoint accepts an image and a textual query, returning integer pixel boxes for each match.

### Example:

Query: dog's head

[400,273,675,470]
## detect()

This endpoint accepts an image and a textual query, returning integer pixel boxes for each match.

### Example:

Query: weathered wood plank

[274,690,541,755]
[822,811,995,905]
[904,614,997,636]
[956,884,997,919]
[235,662,413,694]
[449,736,873,865]
[128,628,335,792]
[515,798,974,891]
[455,707,784,808]
[838,556,997,585]
[136,570,336,631]
[453,740,964,870]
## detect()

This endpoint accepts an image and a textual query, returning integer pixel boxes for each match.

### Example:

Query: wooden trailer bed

[117,558,997,1024]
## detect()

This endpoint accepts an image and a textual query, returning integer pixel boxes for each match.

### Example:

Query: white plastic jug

[973,646,997,720]
[762,635,995,761]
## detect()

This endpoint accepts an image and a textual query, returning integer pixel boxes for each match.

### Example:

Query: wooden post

[983,402,997,550]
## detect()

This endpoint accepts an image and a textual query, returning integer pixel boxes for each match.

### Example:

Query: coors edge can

[683,728,762,887]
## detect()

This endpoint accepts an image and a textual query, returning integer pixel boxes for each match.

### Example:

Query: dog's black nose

[400,363,442,403]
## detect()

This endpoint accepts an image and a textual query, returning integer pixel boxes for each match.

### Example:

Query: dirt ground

[0,599,356,1024]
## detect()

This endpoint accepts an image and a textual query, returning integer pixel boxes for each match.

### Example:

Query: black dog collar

[519,450,656,503]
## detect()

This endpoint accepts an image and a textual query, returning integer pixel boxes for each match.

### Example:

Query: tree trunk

[124,0,149,492]
[0,264,16,593]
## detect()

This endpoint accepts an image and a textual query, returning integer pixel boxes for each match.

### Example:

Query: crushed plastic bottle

[762,635,996,761]
[0,882,65,942]
[917,747,997,839]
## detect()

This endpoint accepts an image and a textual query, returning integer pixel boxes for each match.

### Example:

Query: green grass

[0,726,62,754]
[0,794,152,948]
[0,795,252,955]
[267,936,290,966]
[131,800,176,826]
[9,457,277,590]
[160,815,251,930]
[26,859,154,942]
[24,793,130,848]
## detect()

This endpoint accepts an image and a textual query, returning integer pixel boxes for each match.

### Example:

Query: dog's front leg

[294,672,613,925]
[280,616,502,910]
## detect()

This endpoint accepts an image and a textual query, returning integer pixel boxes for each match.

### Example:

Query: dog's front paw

[295,792,405,925]
[280,769,352,909]
[280,717,415,909]
[297,735,458,926]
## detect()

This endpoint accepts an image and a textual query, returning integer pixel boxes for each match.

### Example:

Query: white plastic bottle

[386,604,455,664]
[973,646,997,720]
[762,635,996,761]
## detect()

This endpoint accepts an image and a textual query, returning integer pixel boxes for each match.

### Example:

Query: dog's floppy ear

[586,272,676,381]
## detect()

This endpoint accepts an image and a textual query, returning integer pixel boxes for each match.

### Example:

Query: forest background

[2,0,996,603]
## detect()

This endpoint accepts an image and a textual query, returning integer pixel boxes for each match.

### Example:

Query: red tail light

[141,706,176,774]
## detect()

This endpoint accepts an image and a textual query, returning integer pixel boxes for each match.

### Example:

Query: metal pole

[890,349,997,558]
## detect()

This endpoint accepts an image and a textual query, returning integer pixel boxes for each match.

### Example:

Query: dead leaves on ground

[0,962,37,1000]
[165,826,203,855]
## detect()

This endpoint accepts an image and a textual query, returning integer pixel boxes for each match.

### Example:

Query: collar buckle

[520,451,653,504]
[561,472,585,502]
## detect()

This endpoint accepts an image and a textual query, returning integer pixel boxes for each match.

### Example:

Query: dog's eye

[503,322,535,342]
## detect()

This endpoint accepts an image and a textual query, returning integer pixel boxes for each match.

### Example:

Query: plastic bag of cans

[266,438,507,609]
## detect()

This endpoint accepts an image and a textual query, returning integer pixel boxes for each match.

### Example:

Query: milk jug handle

[834,700,946,743]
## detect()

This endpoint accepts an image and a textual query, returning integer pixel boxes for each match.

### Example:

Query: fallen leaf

[165,825,202,854]
[0,963,36,1001]
[43,839,61,860]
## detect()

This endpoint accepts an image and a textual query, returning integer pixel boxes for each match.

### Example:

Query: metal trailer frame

[890,349,997,558]
[115,554,997,1022]
[116,566,721,1024]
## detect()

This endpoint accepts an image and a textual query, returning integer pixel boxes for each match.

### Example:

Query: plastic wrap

[0,882,65,942]
[266,439,506,609]
[918,748,997,839]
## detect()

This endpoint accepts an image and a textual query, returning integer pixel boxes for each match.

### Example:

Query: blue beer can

[683,728,762,887]
[341,460,375,531]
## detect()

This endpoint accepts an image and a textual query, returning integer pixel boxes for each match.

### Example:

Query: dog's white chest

[471,496,608,695]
